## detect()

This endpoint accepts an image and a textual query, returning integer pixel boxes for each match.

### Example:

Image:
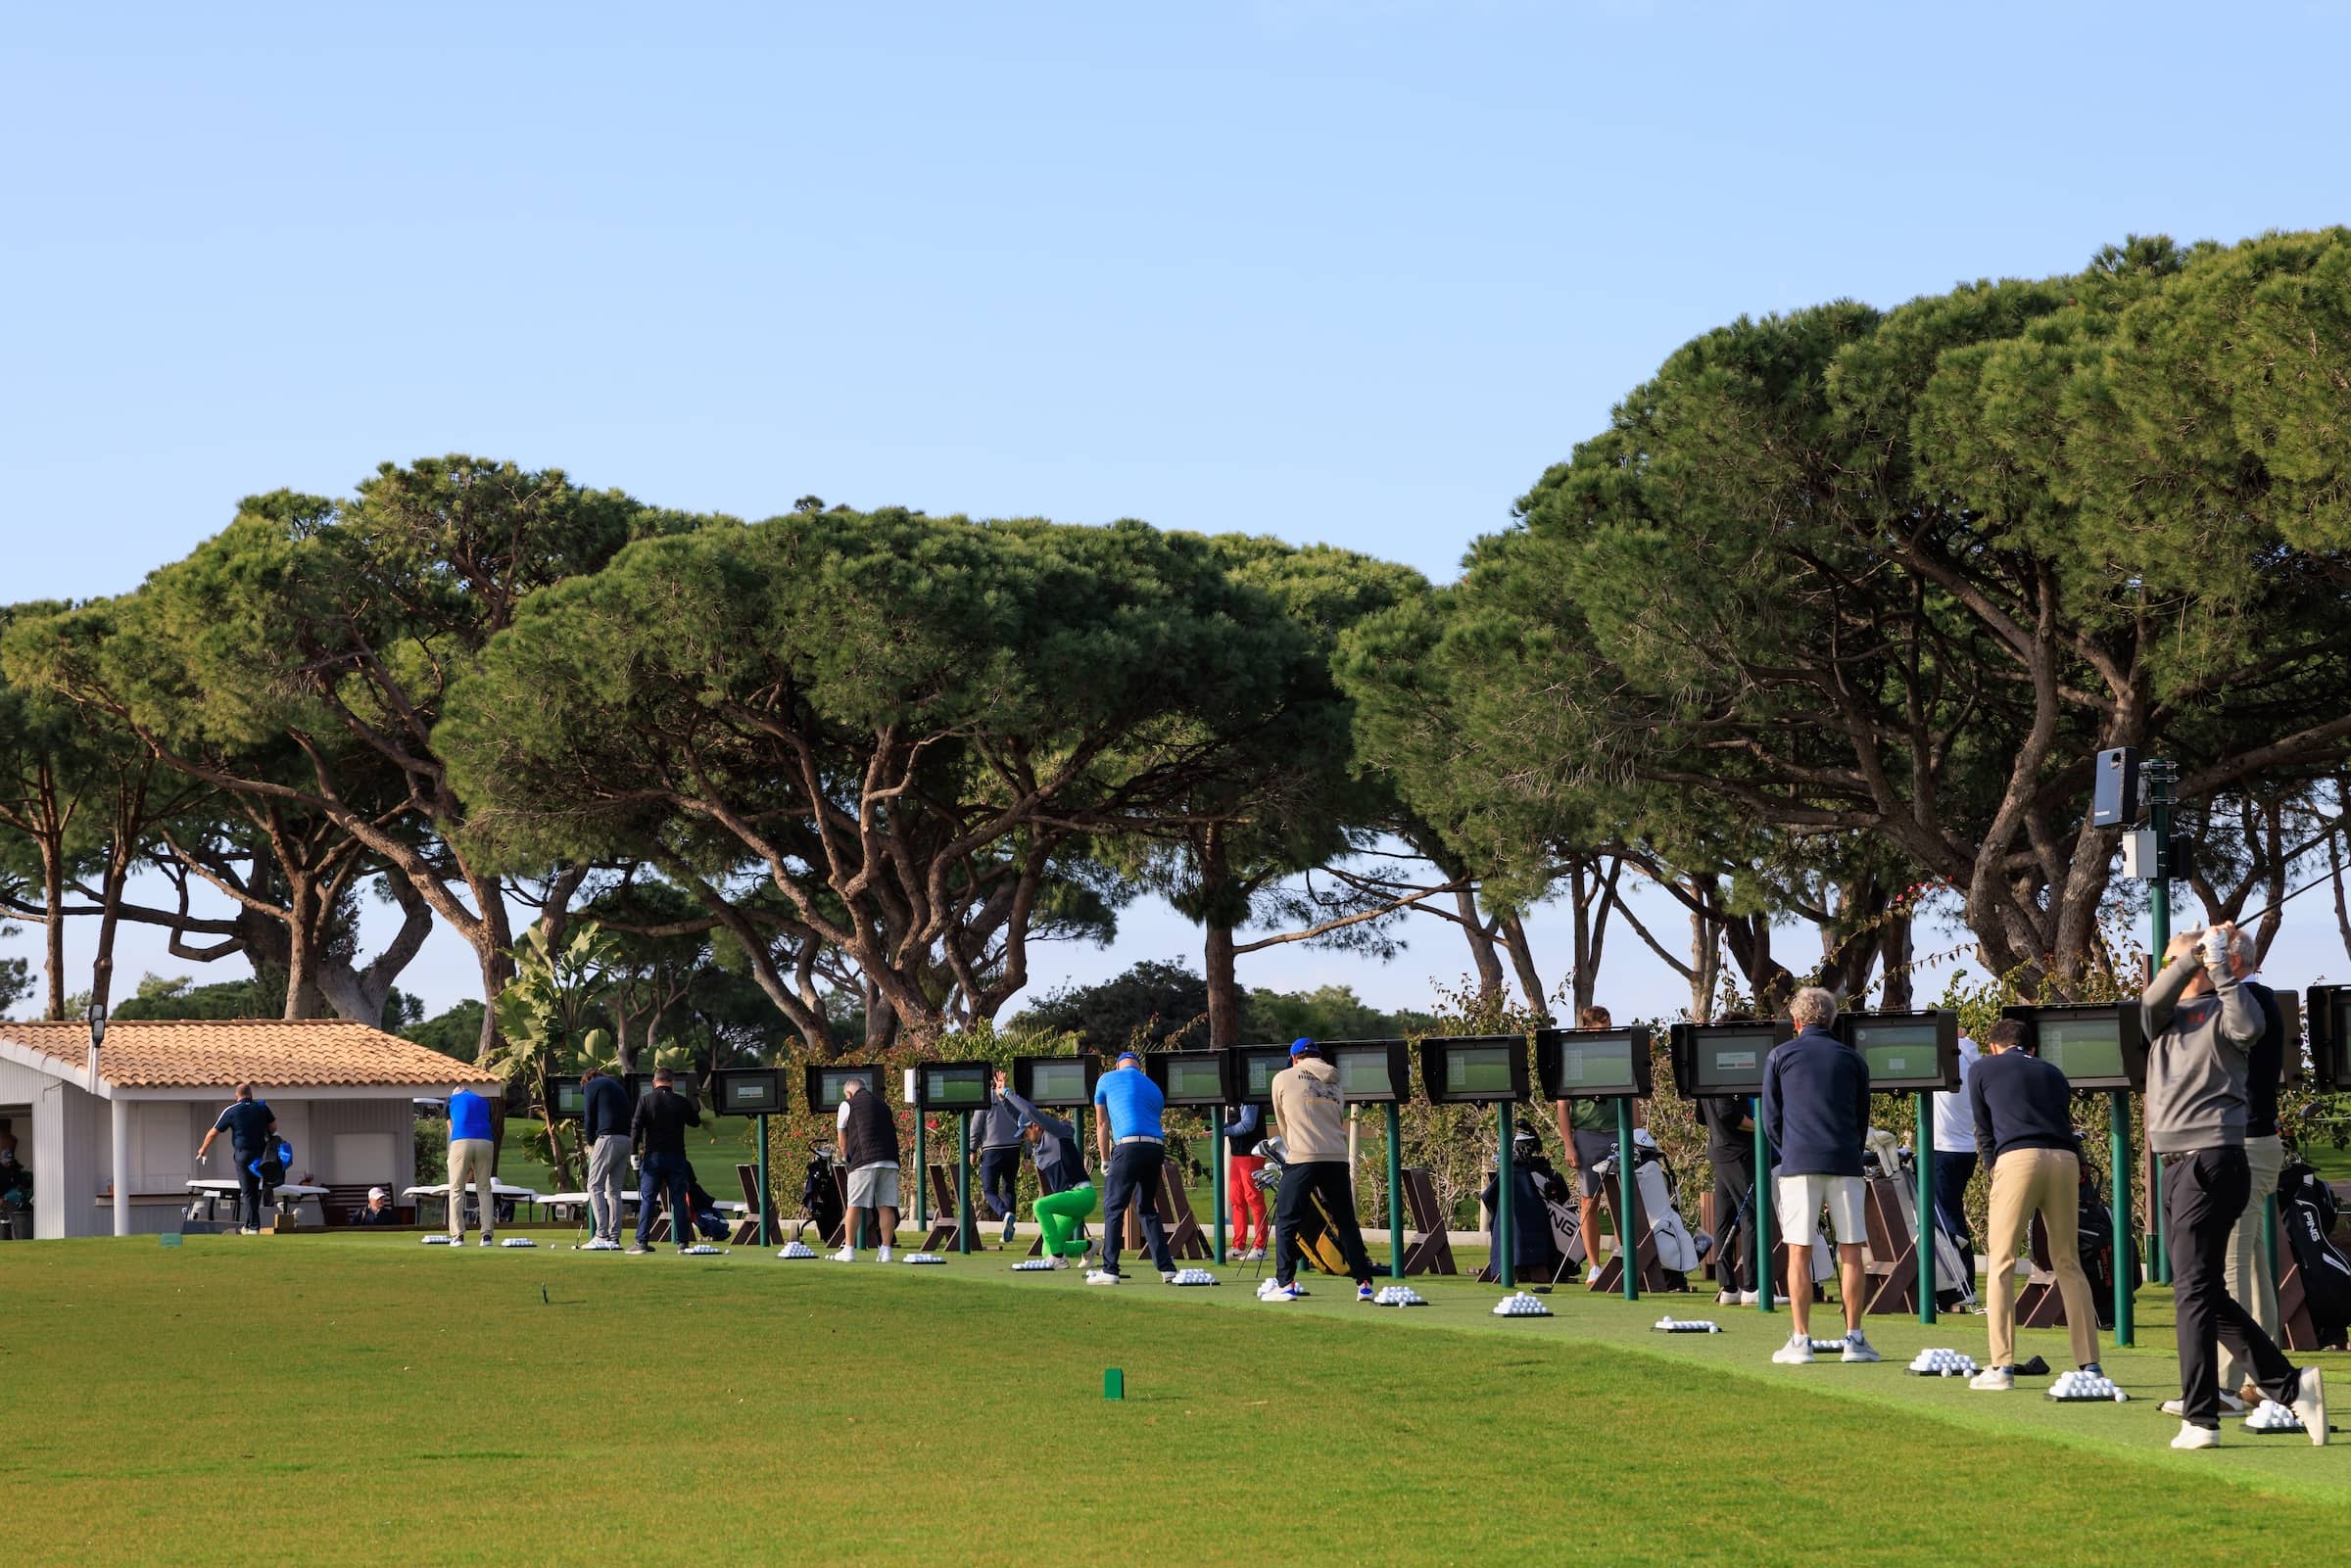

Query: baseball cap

[367,1186,389,1202]
[1289,1037,1317,1057]
[1115,1051,1142,1066]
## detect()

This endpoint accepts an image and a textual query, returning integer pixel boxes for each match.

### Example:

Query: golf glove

[2199,927,2229,974]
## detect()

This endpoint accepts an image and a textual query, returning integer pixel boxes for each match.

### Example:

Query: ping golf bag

[1479,1156,1573,1280]
[2074,1157,2137,1332]
[2279,1161,2351,1349]
[795,1146,843,1245]
[1862,1143,1975,1310]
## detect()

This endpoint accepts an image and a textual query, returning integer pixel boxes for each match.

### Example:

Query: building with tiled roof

[0,1018,504,1241]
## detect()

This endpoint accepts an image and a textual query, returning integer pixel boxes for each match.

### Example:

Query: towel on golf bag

[1861,1138,1975,1308]
[2280,1161,2351,1348]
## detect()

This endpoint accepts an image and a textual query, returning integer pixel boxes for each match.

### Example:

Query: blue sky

[6,3,2350,1020]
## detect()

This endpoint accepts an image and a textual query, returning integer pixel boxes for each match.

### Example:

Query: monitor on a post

[2000,1004,2146,1092]
[541,1075,584,1119]
[2276,989,2304,1087]
[626,1072,699,1110]
[1835,1010,1960,1093]
[1324,1040,1413,1103]
[913,1061,992,1112]
[1416,1035,1530,1105]
[711,1068,785,1117]
[2308,985,2351,1090]
[1230,1045,1294,1107]
[804,1063,885,1115]
[1145,1050,1231,1108]
[1667,1021,1791,1099]
[1535,1026,1653,1101]
[1013,1055,1100,1108]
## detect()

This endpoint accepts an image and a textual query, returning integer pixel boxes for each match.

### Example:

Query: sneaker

[1841,1331,1881,1364]
[1739,1291,1759,1306]
[1162,1270,1181,1284]
[1001,1214,1017,1245]
[1085,1269,1123,1285]
[625,1245,651,1256]
[2291,1368,2328,1447]
[1246,1247,1266,1261]
[1047,1256,1071,1270]
[478,1237,497,1248]
[1716,1290,1739,1306]
[1258,1281,1305,1303]
[876,1245,893,1263]
[2079,1362,2103,1379]
[1772,1335,1815,1365]
[237,1226,260,1236]
[2171,1421,2222,1450]
[1357,1282,1376,1302]
[828,1246,855,1262]
[2161,1391,2250,1418]
[1969,1367,2014,1392]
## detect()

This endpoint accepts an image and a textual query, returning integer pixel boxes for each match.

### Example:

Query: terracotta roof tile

[0,1019,504,1091]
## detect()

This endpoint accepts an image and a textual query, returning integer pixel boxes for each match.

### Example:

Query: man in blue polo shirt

[447,1082,499,1246]
[195,1081,277,1233]
[1089,1052,1178,1285]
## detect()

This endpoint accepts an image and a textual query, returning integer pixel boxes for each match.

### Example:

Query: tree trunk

[280,872,325,1020]
[1199,825,1244,1049]
[1454,884,1504,1005]
[40,837,65,1021]
[1497,912,1546,1019]
[1877,911,1914,1011]
[1688,911,1723,1021]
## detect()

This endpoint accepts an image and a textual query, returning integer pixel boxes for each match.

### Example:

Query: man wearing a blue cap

[1089,1051,1178,1284]
[1263,1038,1378,1304]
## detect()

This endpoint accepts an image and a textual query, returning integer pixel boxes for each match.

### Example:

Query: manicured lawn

[5,1235,2348,1566]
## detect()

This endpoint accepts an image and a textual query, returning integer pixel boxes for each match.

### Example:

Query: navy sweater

[1760,1027,1870,1177]
[1966,1050,2079,1165]
[998,1089,1087,1194]
[580,1074,632,1143]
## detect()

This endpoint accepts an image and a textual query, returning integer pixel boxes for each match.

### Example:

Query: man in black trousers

[1699,1093,1756,1305]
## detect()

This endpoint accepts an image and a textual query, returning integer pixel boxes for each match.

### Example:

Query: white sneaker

[478,1235,496,1247]
[1841,1332,1881,1363]
[1244,1247,1265,1261]
[828,1246,855,1262]
[1085,1268,1123,1285]
[1047,1256,1071,1269]
[2171,1422,2222,1450]
[2291,1368,2328,1447]
[876,1245,893,1263]
[1258,1281,1304,1303]
[1772,1335,1814,1365]
[1969,1367,2014,1391]
[1161,1270,1180,1284]
[1716,1290,1739,1306]
[1739,1291,1759,1306]
[2161,1392,2250,1418]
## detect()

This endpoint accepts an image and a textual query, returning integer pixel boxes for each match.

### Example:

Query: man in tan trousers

[1966,1020,2100,1388]
[446,1082,500,1246]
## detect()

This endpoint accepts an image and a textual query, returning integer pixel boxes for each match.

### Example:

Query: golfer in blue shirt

[1089,1052,1178,1284]
[194,1081,277,1233]
[447,1084,499,1246]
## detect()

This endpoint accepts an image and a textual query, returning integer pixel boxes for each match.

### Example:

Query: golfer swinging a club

[1262,1037,1380,1304]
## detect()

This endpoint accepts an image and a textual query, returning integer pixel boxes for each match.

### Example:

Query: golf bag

[1591,1143,1704,1283]
[795,1146,843,1245]
[2074,1158,2138,1332]
[2279,1161,2351,1348]
[1253,1142,1352,1276]
[1479,1157,1572,1279]
[1862,1143,1974,1310]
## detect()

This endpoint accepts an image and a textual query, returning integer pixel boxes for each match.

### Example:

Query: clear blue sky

[6,3,2349,1019]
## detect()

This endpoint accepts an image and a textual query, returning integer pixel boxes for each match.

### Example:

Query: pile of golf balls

[2246,1399,2305,1433]
[1372,1285,1427,1307]
[2047,1369,2127,1402]
[1907,1349,1980,1377]
[775,1241,818,1259]
[577,1237,622,1253]
[1493,1292,1553,1317]
[1809,1338,1850,1354]
[1653,1317,1722,1334]
[499,1236,538,1248]
[1167,1268,1219,1286]
[903,1252,946,1264]
[679,1244,727,1256]
[1011,1258,1058,1271]
[420,1234,458,1246]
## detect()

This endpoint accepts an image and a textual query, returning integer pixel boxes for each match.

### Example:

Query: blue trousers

[1100,1142,1175,1276]
[1931,1150,1977,1281]
[637,1153,691,1246]
[979,1146,1022,1220]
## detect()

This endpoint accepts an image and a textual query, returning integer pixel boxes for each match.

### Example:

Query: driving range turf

[7,1236,2348,1567]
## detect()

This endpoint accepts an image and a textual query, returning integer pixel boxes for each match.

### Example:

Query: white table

[405,1181,543,1226]
[185,1179,331,1225]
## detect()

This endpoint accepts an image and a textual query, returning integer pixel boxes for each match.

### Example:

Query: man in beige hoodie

[1263,1038,1379,1304]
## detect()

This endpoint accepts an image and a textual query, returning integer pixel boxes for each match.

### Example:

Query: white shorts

[1774,1173,1865,1247]
[846,1164,901,1211]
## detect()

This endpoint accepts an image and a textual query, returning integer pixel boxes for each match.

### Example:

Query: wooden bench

[321,1183,414,1227]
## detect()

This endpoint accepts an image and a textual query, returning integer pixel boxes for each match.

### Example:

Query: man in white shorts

[1760,986,1878,1364]
[831,1076,900,1262]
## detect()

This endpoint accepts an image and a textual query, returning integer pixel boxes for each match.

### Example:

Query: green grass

[6,1236,2349,1566]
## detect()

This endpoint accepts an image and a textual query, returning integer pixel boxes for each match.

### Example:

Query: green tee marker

[159,1233,183,1248]
[1103,1368,1125,1402]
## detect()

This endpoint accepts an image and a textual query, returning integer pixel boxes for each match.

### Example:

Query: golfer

[2144,923,2324,1448]
[1555,1004,1642,1283]
[579,1065,633,1247]
[445,1082,499,1246]
[975,1069,1026,1246]
[1965,1019,2101,1390]
[1760,987,1879,1364]
[1089,1051,1178,1284]
[1222,1101,1271,1260]
[1000,1084,1094,1268]
[830,1075,899,1263]
[194,1081,277,1234]
[1263,1038,1378,1305]
[629,1067,700,1257]
[1697,1092,1756,1305]
[2222,934,2289,1409]
[1929,1030,1983,1286]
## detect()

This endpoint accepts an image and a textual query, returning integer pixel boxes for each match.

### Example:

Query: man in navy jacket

[1760,987,1878,1365]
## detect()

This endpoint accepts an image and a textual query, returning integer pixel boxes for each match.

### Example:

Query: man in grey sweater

[2142,922,2325,1448]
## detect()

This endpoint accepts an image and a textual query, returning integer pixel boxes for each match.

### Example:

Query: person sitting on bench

[1001,1085,1094,1269]
[1263,1038,1379,1304]
[353,1186,399,1226]
[1966,1019,2101,1391]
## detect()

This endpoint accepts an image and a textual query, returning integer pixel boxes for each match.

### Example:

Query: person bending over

[2144,923,2324,1449]
[975,1069,1026,1247]
[1089,1053,1178,1284]
[831,1076,900,1263]
[1001,1084,1094,1269]
[1760,987,1879,1365]
[1223,1102,1271,1260]
[1263,1038,1379,1305]
[1965,1020,2101,1390]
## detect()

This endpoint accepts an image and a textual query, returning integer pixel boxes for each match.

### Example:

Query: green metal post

[1754,1099,1775,1312]
[956,1111,973,1255]
[1385,1101,1405,1281]
[1495,1102,1516,1290]
[1212,1119,1227,1265]
[914,1109,927,1231]
[2149,766,2172,1287]
[1616,1095,1639,1302]
[1915,1090,1935,1324]
[756,1114,771,1248]
[2110,1088,2135,1347]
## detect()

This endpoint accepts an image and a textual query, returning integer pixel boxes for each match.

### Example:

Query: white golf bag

[1595,1140,1704,1276]
[1863,1134,1975,1307]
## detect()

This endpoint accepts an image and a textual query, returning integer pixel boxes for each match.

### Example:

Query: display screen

[552,1079,584,1117]
[718,1073,780,1115]
[1554,1034,1638,1095]
[1444,1046,1515,1096]
[1332,1046,1396,1099]
[1029,1060,1089,1104]
[923,1066,989,1108]
[1851,1022,1940,1085]
[813,1068,876,1112]
[1693,1030,1777,1093]
[1240,1049,1289,1100]
[2038,1018,2125,1084]
[1162,1055,1226,1103]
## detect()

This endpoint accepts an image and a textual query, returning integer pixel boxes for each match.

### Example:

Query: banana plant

[491,918,621,1188]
